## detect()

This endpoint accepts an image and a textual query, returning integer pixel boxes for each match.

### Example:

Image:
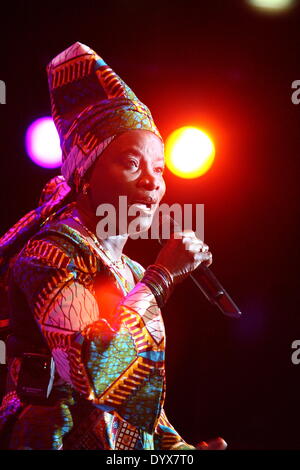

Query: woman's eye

[155,167,164,174]
[125,158,139,169]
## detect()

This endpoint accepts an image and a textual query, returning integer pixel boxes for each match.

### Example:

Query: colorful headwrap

[47,41,162,190]
[0,42,162,325]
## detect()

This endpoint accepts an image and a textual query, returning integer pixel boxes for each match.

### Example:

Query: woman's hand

[196,437,227,450]
[155,230,212,285]
[173,437,227,451]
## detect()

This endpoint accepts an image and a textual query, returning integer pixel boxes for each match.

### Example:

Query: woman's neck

[74,197,128,262]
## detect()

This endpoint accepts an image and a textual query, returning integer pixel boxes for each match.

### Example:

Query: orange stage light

[165,126,215,179]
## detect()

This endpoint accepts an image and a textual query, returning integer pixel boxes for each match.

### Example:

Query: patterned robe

[0,207,193,450]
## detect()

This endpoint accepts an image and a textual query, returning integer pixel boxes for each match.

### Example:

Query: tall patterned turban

[47,41,162,190]
[0,42,162,296]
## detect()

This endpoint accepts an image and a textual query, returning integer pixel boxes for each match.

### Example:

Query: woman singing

[0,42,226,450]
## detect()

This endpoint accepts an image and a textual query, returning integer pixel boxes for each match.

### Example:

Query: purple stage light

[25,117,62,169]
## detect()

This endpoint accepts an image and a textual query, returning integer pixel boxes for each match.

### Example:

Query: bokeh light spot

[25,117,62,169]
[165,126,215,179]
[247,0,295,12]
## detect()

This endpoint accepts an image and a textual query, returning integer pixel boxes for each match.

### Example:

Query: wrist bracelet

[151,264,173,286]
[142,264,174,308]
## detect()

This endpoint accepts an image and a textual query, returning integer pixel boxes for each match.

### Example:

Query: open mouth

[129,201,155,213]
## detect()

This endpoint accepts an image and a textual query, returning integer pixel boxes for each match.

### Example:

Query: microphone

[158,215,242,318]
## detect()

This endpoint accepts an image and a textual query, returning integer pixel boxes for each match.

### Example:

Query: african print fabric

[0,206,193,450]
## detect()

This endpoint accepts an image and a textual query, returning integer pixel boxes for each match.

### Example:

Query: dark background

[0,0,299,449]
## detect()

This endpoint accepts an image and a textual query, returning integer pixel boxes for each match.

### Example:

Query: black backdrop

[0,0,299,450]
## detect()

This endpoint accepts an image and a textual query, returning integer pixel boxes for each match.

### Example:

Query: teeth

[130,203,151,211]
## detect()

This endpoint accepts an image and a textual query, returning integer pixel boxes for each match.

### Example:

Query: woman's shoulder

[15,218,99,276]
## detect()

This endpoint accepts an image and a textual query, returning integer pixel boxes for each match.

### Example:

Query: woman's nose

[138,172,160,191]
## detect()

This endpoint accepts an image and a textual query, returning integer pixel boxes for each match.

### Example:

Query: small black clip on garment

[17,352,55,404]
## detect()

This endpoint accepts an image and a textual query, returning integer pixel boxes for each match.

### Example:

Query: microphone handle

[190,264,242,318]
[157,215,241,318]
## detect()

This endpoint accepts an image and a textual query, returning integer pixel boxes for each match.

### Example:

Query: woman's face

[88,129,166,236]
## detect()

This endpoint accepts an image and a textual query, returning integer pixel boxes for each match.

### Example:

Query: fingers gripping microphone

[158,215,242,318]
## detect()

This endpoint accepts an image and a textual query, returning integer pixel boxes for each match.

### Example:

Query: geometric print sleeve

[120,283,194,449]
[153,409,195,450]
[12,235,168,434]
[13,237,100,398]
[41,282,99,388]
